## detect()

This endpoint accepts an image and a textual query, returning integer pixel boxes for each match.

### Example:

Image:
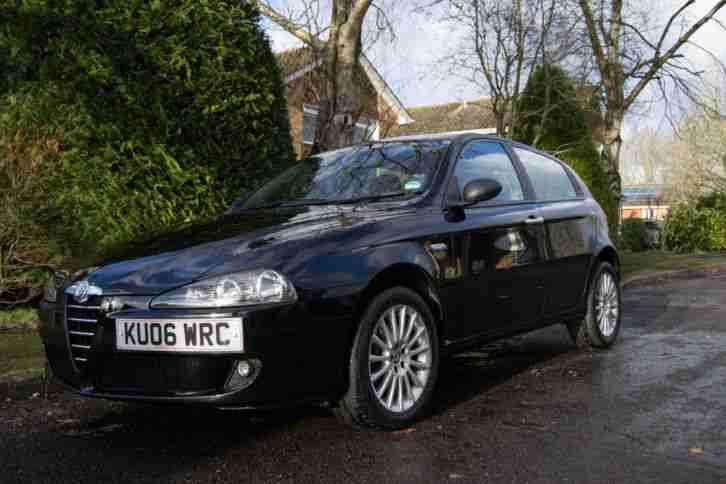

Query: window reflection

[240,141,451,209]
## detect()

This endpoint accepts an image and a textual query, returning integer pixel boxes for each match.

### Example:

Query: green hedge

[663,201,726,253]
[0,0,293,306]
[620,218,649,252]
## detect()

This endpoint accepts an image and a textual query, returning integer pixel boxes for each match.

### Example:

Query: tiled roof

[621,185,668,204]
[387,99,496,137]
[275,46,323,78]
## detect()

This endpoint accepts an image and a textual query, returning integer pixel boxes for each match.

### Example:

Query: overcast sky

[264,1,726,141]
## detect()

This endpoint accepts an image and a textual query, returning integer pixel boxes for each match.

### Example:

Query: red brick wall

[284,65,382,157]
[621,206,670,221]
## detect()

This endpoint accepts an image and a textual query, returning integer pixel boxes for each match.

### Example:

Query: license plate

[115,318,243,353]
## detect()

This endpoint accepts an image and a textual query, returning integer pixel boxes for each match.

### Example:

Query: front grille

[65,296,101,371]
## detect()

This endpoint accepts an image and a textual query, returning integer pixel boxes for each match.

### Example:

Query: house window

[302,105,319,145]
[352,119,377,144]
[302,104,378,146]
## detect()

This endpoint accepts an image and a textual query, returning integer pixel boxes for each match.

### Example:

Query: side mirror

[461,178,502,206]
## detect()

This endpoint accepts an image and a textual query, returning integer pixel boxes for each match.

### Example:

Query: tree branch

[624,0,726,109]
[577,0,608,76]
[250,0,320,47]
[350,0,374,28]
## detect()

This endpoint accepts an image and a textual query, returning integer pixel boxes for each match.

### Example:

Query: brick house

[276,47,413,157]
[620,185,670,221]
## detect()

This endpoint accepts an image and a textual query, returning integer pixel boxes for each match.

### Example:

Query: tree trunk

[495,111,507,137]
[315,0,368,151]
[601,98,624,193]
[251,0,373,152]
[600,107,624,238]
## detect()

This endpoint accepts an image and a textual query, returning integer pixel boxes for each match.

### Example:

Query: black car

[40,133,621,430]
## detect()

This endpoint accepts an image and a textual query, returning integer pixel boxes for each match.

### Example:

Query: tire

[567,261,622,349]
[337,286,440,430]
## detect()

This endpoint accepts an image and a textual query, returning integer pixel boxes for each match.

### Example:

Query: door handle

[524,216,544,224]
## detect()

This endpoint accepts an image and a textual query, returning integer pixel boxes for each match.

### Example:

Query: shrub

[696,191,726,210]
[0,121,64,305]
[620,218,649,252]
[663,201,726,253]
[0,0,293,305]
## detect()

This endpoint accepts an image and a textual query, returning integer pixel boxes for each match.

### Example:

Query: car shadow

[431,325,576,415]
[0,325,579,482]
[73,326,575,433]
[83,325,575,433]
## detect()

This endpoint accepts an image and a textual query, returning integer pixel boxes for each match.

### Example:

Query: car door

[511,146,592,318]
[443,140,546,340]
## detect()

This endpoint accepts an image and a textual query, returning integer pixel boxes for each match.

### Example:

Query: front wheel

[337,287,440,430]
[568,261,622,349]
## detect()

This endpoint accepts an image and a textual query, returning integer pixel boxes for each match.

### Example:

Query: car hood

[82,205,386,295]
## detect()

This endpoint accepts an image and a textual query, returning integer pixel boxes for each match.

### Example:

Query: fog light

[238,360,253,378]
[226,358,262,391]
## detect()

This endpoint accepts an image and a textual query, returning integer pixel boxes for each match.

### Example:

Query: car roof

[378,131,505,144]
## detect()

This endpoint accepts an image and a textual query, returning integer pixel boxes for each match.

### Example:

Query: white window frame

[302,104,319,146]
[301,104,380,146]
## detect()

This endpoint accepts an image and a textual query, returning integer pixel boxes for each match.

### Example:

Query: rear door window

[513,147,577,201]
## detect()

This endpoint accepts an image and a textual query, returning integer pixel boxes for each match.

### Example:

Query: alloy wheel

[368,304,432,413]
[595,271,619,337]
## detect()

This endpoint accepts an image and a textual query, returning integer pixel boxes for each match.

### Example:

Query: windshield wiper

[336,191,422,205]
[237,199,336,210]
[237,193,420,211]
[278,199,339,207]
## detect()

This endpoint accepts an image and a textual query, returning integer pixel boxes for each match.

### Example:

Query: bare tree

[251,0,392,151]
[432,0,587,137]
[670,105,726,198]
[576,0,726,202]
[620,127,673,185]
[621,71,726,200]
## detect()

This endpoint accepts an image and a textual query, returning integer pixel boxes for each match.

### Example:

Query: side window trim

[445,139,534,208]
[501,142,536,201]
[561,164,586,198]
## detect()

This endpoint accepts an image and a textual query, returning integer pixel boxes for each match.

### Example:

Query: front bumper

[39,296,356,407]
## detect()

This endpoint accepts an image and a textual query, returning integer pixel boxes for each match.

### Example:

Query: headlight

[43,276,58,303]
[150,270,297,309]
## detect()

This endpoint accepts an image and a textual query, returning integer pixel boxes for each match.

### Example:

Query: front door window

[448,141,524,204]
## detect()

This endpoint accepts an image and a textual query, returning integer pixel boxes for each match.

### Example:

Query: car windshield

[237,140,451,209]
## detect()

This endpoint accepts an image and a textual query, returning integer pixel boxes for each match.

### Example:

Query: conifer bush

[514,64,619,240]
[0,0,293,305]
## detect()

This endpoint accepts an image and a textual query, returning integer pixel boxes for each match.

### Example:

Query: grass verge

[0,308,39,331]
[0,332,44,381]
[621,250,726,281]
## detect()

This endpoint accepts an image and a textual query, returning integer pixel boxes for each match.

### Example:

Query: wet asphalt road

[2,269,726,483]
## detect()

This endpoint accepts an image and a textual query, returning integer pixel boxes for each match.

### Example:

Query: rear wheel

[568,261,621,349]
[337,287,439,430]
